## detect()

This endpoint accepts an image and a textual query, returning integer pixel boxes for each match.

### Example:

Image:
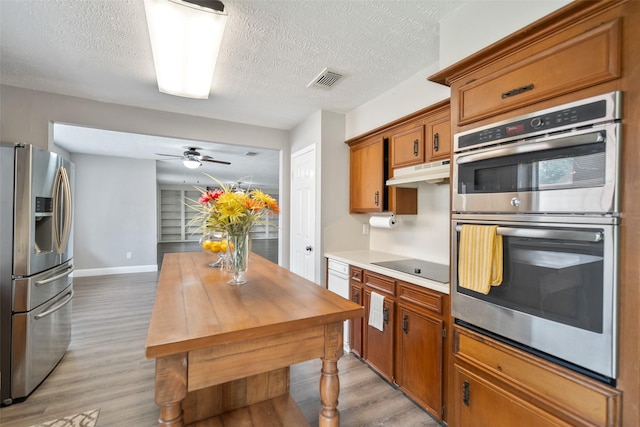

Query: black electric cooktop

[372,259,449,284]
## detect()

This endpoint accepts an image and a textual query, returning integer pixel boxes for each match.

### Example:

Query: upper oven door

[452,122,620,215]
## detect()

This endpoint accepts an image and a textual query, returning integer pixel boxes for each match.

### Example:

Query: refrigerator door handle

[52,166,73,254]
[35,265,74,286]
[35,290,74,320]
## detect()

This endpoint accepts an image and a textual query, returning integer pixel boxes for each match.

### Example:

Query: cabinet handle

[433,133,439,152]
[402,314,409,334]
[383,307,389,324]
[354,292,359,305]
[374,191,379,206]
[501,83,534,99]
[463,381,470,406]
[413,138,419,156]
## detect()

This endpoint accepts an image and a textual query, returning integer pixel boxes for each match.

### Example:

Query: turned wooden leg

[319,322,344,427]
[155,353,187,427]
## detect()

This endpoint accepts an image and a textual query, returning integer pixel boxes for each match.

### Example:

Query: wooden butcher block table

[145,251,363,426]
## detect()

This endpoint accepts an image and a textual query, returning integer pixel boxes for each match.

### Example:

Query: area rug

[29,409,99,427]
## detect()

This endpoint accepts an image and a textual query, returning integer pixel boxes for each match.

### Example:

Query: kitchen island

[145,251,363,426]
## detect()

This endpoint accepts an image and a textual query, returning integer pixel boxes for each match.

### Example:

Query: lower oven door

[451,214,618,381]
[11,285,73,399]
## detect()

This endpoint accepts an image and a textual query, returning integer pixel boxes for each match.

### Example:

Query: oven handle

[456,131,604,164]
[455,225,603,242]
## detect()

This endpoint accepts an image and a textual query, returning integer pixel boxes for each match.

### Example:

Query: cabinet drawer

[454,326,621,427]
[397,282,444,315]
[364,271,395,296]
[349,266,363,283]
[457,18,621,125]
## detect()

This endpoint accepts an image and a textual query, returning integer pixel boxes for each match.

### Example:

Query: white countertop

[325,250,450,295]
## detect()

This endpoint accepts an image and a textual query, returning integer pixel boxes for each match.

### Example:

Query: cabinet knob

[305,245,313,252]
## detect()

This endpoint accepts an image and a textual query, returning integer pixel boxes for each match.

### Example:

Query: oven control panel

[455,92,620,151]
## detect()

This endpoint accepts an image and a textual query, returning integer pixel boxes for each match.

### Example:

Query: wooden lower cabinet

[397,304,443,419]
[453,365,572,427]
[395,281,448,421]
[349,268,450,422]
[452,325,621,427]
[363,271,396,383]
[349,266,364,358]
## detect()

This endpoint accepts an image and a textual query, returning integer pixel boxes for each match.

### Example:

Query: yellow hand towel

[458,225,503,295]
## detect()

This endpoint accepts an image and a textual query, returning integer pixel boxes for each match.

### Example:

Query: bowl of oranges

[199,231,229,268]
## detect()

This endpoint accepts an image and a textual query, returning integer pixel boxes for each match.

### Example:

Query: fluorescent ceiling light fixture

[183,157,202,169]
[143,0,227,99]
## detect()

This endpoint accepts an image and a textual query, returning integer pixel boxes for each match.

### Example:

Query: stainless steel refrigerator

[0,143,74,405]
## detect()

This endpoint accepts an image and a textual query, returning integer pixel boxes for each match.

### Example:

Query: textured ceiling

[0,0,463,186]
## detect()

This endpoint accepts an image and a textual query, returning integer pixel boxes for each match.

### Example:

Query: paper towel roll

[369,215,398,229]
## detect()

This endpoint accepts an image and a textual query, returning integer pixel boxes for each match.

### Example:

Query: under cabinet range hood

[386,159,451,187]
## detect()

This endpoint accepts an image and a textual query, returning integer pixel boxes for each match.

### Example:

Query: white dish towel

[368,291,385,332]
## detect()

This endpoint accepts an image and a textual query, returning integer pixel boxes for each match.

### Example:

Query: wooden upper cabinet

[349,135,385,213]
[348,134,418,215]
[390,124,425,168]
[457,17,620,125]
[389,102,452,169]
[426,109,451,162]
[430,4,623,129]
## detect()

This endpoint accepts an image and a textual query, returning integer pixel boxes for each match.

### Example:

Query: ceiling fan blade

[201,156,231,165]
[156,153,183,159]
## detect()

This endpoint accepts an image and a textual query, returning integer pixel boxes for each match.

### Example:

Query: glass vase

[199,231,229,268]
[227,232,250,285]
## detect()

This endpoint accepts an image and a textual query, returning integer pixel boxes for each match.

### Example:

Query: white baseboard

[74,264,158,277]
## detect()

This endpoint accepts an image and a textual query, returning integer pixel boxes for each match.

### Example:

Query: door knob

[306,246,313,252]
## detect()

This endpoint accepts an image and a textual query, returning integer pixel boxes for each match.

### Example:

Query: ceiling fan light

[183,157,202,169]
[143,0,227,99]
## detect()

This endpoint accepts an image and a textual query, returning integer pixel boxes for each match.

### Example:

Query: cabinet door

[350,282,364,358]
[391,124,424,168]
[350,136,385,213]
[364,291,395,382]
[454,365,572,427]
[397,305,444,420]
[426,111,451,162]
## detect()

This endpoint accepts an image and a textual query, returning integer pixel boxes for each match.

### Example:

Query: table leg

[319,322,344,427]
[155,353,187,426]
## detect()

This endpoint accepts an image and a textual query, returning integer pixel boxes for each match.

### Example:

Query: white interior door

[290,146,316,283]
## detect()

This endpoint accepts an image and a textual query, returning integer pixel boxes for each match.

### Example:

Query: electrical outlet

[126,252,132,259]
[363,224,370,235]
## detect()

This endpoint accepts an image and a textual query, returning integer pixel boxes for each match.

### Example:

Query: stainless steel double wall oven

[451,92,621,384]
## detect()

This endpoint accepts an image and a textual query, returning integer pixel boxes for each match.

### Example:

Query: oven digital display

[505,123,525,136]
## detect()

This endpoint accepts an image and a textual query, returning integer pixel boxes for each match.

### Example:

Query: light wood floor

[0,272,441,427]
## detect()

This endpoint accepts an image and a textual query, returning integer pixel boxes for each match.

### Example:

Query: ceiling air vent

[307,68,343,90]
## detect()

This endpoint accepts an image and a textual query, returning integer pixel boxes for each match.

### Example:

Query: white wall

[345,64,450,140]
[342,1,569,265]
[72,154,158,275]
[0,85,292,272]
[290,109,366,285]
[439,1,572,69]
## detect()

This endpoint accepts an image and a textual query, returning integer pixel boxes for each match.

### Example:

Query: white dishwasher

[327,259,350,351]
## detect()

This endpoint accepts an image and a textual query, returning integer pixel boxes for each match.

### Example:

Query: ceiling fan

[156,147,231,169]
